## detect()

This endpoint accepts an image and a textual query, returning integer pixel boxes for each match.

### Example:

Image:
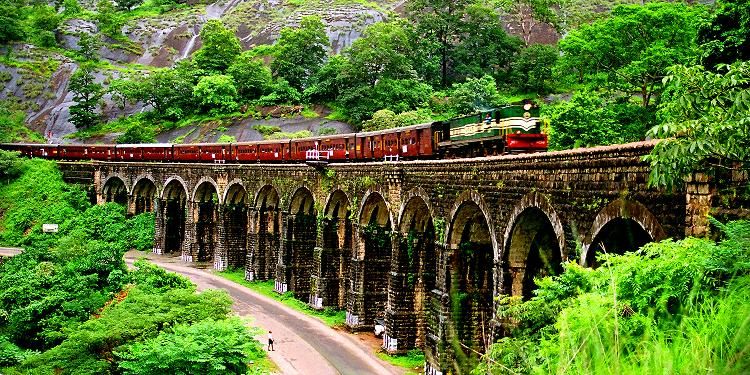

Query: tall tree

[0,0,24,43]
[194,20,242,73]
[698,0,750,71]
[227,52,273,100]
[68,65,103,129]
[271,16,329,92]
[558,2,702,107]
[343,21,416,87]
[452,3,523,83]
[407,0,475,87]
[646,62,750,189]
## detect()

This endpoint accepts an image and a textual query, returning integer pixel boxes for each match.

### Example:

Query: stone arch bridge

[92,141,713,373]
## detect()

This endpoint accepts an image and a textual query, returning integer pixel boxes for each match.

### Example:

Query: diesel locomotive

[0,104,547,163]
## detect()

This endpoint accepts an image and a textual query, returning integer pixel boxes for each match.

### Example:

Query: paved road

[125,251,401,375]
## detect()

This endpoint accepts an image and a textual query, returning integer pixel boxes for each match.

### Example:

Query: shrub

[193,75,239,114]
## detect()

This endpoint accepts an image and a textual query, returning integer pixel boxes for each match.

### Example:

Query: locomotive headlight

[524,103,532,111]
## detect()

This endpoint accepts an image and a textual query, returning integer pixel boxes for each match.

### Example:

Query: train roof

[117,143,173,148]
[356,122,434,137]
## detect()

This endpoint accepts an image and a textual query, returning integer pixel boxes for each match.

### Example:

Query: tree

[194,20,241,73]
[226,52,273,100]
[115,0,142,11]
[271,16,329,92]
[68,65,103,129]
[449,75,505,115]
[193,75,239,114]
[510,44,558,94]
[451,3,523,84]
[698,0,750,71]
[338,78,432,124]
[78,32,100,61]
[558,3,702,107]
[95,0,119,36]
[304,54,347,103]
[645,62,750,189]
[0,149,21,183]
[407,0,476,87]
[343,21,416,87]
[0,0,24,43]
[29,5,61,47]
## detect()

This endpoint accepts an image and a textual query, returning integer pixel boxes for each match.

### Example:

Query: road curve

[125,251,401,375]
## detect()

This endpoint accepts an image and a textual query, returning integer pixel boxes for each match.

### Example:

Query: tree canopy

[271,16,329,92]
[194,20,242,73]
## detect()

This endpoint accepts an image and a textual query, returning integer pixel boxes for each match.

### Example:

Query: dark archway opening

[504,208,562,300]
[253,186,281,280]
[360,194,392,328]
[224,184,249,269]
[286,188,316,300]
[318,191,352,309]
[194,182,218,263]
[587,218,653,268]
[133,179,156,214]
[448,202,493,366]
[103,177,127,205]
[163,181,186,254]
[398,197,436,349]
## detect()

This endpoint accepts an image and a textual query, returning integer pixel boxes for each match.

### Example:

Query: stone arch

[392,193,437,350]
[501,192,565,300]
[102,174,130,195]
[446,190,498,256]
[161,176,190,200]
[315,189,352,309]
[398,187,436,234]
[288,186,315,216]
[445,191,495,360]
[324,189,351,219]
[102,175,128,205]
[358,188,394,228]
[193,180,220,262]
[162,178,188,254]
[192,177,221,204]
[582,199,666,267]
[131,176,158,214]
[222,179,248,205]
[254,184,281,209]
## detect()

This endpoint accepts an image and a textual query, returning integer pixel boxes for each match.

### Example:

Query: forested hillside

[1,0,729,145]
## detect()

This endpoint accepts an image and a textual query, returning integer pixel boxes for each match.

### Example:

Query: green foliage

[113,62,199,120]
[271,16,329,91]
[115,0,143,11]
[509,44,558,94]
[117,123,156,143]
[344,20,416,87]
[217,134,236,143]
[193,75,239,114]
[68,64,103,129]
[544,90,651,150]
[125,213,155,251]
[449,75,505,115]
[21,286,233,374]
[266,130,312,140]
[27,5,61,47]
[255,78,302,106]
[361,108,431,132]
[252,124,281,137]
[95,0,120,36]
[116,318,259,375]
[303,55,347,103]
[0,150,21,183]
[698,0,750,70]
[339,78,432,124]
[477,220,750,374]
[194,20,242,73]
[227,52,273,101]
[558,2,702,106]
[0,107,44,143]
[645,62,750,189]
[0,0,24,43]
[77,32,101,61]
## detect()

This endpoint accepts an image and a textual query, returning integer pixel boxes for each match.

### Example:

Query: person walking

[267,330,274,351]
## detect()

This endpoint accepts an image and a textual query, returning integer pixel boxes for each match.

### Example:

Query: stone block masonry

[91,141,747,373]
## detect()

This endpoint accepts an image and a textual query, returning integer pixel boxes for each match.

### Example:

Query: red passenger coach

[257,141,290,162]
[232,142,259,162]
[88,145,116,160]
[194,143,230,162]
[173,144,200,162]
[59,145,88,160]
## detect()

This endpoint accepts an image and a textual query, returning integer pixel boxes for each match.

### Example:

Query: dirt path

[125,251,402,375]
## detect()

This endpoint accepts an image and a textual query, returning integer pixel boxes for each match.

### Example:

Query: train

[0,105,547,163]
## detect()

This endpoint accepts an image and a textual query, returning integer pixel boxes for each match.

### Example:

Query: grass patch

[0,107,45,143]
[301,105,319,119]
[216,269,346,327]
[377,349,424,374]
[266,130,313,140]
